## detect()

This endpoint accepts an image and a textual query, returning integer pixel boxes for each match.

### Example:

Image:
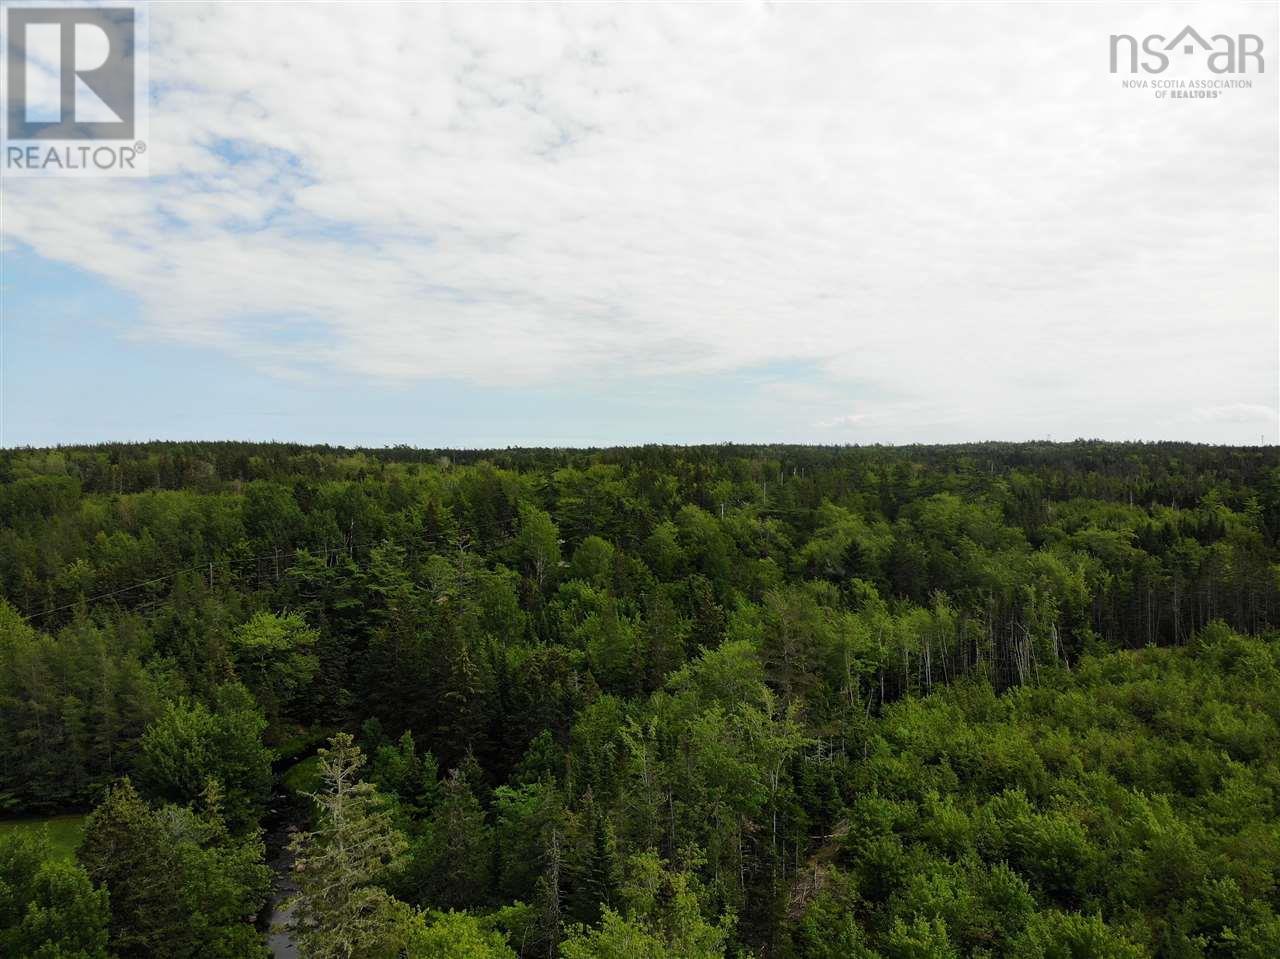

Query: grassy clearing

[270,725,336,766]
[0,814,88,861]
[281,754,323,797]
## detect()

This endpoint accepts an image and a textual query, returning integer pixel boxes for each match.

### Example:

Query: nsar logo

[1110,26,1265,75]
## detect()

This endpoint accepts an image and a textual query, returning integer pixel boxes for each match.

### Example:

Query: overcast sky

[3,2,1277,447]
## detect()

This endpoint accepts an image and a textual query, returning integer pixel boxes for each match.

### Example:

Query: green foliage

[77,778,269,958]
[400,769,491,910]
[515,503,563,597]
[0,828,110,959]
[837,628,1280,957]
[370,731,439,818]
[282,754,324,797]
[402,909,517,958]
[135,684,272,832]
[569,537,617,590]
[1008,910,1144,959]
[229,611,319,720]
[560,854,732,959]
[285,733,409,959]
[4,441,1280,956]
[883,916,959,959]
[0,815,87,862]
[0,601,162,810]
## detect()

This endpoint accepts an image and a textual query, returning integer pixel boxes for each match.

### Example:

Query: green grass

[0,814,88,861]
[270,725,336,766]
[282,754,324,797]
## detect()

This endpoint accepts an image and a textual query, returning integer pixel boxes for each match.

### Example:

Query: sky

[2,2,1278,448]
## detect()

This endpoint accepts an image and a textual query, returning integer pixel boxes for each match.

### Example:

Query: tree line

[1,440,1278,956]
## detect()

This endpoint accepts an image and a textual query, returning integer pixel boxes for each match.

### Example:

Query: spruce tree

[286,733,409,959]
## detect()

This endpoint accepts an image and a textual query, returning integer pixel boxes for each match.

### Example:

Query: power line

[22,564,209,622]
[20,542,370,623]
[27,541,458,628]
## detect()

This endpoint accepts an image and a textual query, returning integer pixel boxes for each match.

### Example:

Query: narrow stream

[259,762,313,958]
[262,800,300,959]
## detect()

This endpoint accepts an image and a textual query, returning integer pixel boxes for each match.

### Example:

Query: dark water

[260,796,304,958]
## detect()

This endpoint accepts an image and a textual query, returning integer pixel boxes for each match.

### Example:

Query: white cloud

[4,2,1277,441]
[1193,403,1278,424]
[816,413,875,430]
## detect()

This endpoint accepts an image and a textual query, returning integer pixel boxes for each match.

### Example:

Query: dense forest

[2,440,1279,958]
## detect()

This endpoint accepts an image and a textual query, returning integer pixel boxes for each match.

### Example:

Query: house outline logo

[1109,25,1265,74]
[1165,26,1212,56]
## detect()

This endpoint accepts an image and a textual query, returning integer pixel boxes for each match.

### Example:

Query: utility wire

[20,542,371,622]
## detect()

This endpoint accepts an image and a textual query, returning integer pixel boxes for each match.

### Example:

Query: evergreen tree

[286,733,409,959]
[78,778,269,958]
